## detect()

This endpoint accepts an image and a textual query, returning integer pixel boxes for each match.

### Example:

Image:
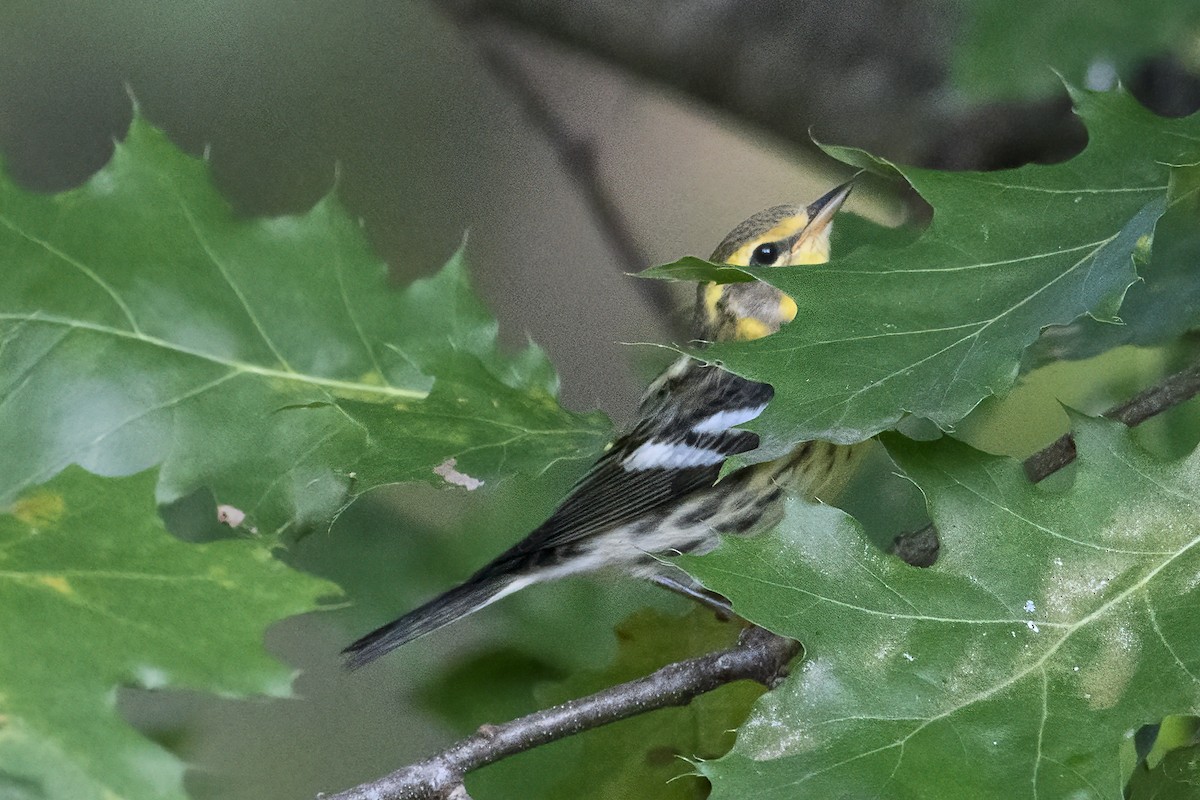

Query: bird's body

[345,184,863,668]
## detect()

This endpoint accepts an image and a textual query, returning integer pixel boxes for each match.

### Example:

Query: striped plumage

[344,183,862,668]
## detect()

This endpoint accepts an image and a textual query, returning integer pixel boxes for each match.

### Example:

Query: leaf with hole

[684,417,1200,799]
[645,87,1200,456]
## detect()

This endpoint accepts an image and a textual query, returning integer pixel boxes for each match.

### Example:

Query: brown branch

[442,3,682,332]
[320,626,800,800]
[1024,357,1200,482]
[892,355,1200,566]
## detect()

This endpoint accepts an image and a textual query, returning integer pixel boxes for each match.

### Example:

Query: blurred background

[4,1,1200,798]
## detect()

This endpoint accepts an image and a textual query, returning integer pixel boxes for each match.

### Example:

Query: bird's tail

[342,571,527,669]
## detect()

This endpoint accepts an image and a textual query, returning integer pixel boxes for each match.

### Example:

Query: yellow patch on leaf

[10,489,65,527]
[36,575,74,596]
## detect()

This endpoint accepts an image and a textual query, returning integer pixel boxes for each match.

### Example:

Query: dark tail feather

[342,573,520,669]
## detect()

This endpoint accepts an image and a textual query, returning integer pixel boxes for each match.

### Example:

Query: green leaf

[0,467,334,799]
[0,111,611,798]
[952,0,1200,100]
[1026,162,1200,367]
[1129,738,1200,799]
[0,112,609,539]
[641,257,758,285]
[649,87,1198,454]
[683,417,1200,799]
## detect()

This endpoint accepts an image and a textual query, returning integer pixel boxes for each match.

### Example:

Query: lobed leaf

[685,417,1200,799]
[647,87,1200,456]
[0,111,609,798]
[0,467,335,799]
[0,112,609,540]
[1025,162,1200,367]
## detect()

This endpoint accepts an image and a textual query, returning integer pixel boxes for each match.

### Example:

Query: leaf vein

[0,211,142,333]
[0,312,428,401]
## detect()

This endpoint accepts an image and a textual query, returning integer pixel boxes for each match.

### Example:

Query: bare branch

[892,355,1200,566]
[321,626,800,800]
[437,0,953,162]
[1024,357,1200,482]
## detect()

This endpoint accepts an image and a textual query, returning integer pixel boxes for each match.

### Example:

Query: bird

[344,182,864,668]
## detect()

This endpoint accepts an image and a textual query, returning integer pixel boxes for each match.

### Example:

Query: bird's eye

[750,242,780,266]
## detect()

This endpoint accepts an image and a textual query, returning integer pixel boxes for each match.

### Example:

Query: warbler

[345,183,863,667]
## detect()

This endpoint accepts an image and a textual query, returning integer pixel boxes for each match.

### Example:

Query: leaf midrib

[0,312,429,401]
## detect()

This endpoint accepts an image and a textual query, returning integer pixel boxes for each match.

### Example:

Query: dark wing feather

[517,428,759,551]
[343,360,772,665]
[497,360,773,555]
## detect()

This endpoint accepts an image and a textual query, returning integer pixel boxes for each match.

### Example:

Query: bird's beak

[795,180,853,247]
[785,180,853,264]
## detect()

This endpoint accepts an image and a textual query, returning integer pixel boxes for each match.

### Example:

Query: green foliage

[3,85,1200,800]
[1024,163,1200,368]
[0,114,607,539]
[646,87,1199,457]
[1128,730,1200,799]
[0,467,332,799]
[0,113,607,798]
[953,0,1200,100]
[684,418,1200,798]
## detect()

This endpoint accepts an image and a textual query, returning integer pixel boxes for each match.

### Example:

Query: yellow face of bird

[694,182,852,342]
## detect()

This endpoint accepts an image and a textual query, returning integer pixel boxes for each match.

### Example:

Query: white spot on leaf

[1085,58,1118,91]
[136,665,169,689]
[217,504,246,527]
[434,458,484,491]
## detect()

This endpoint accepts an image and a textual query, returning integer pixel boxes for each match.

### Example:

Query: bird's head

[695,182,853,342]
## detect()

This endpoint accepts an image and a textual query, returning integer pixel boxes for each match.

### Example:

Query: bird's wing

[509,359,774,552]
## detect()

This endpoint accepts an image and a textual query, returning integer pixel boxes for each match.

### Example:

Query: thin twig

[320,626,800,800]
[892,355,1200,566]
[442,2,681,331]
[1024,357,1200,482]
